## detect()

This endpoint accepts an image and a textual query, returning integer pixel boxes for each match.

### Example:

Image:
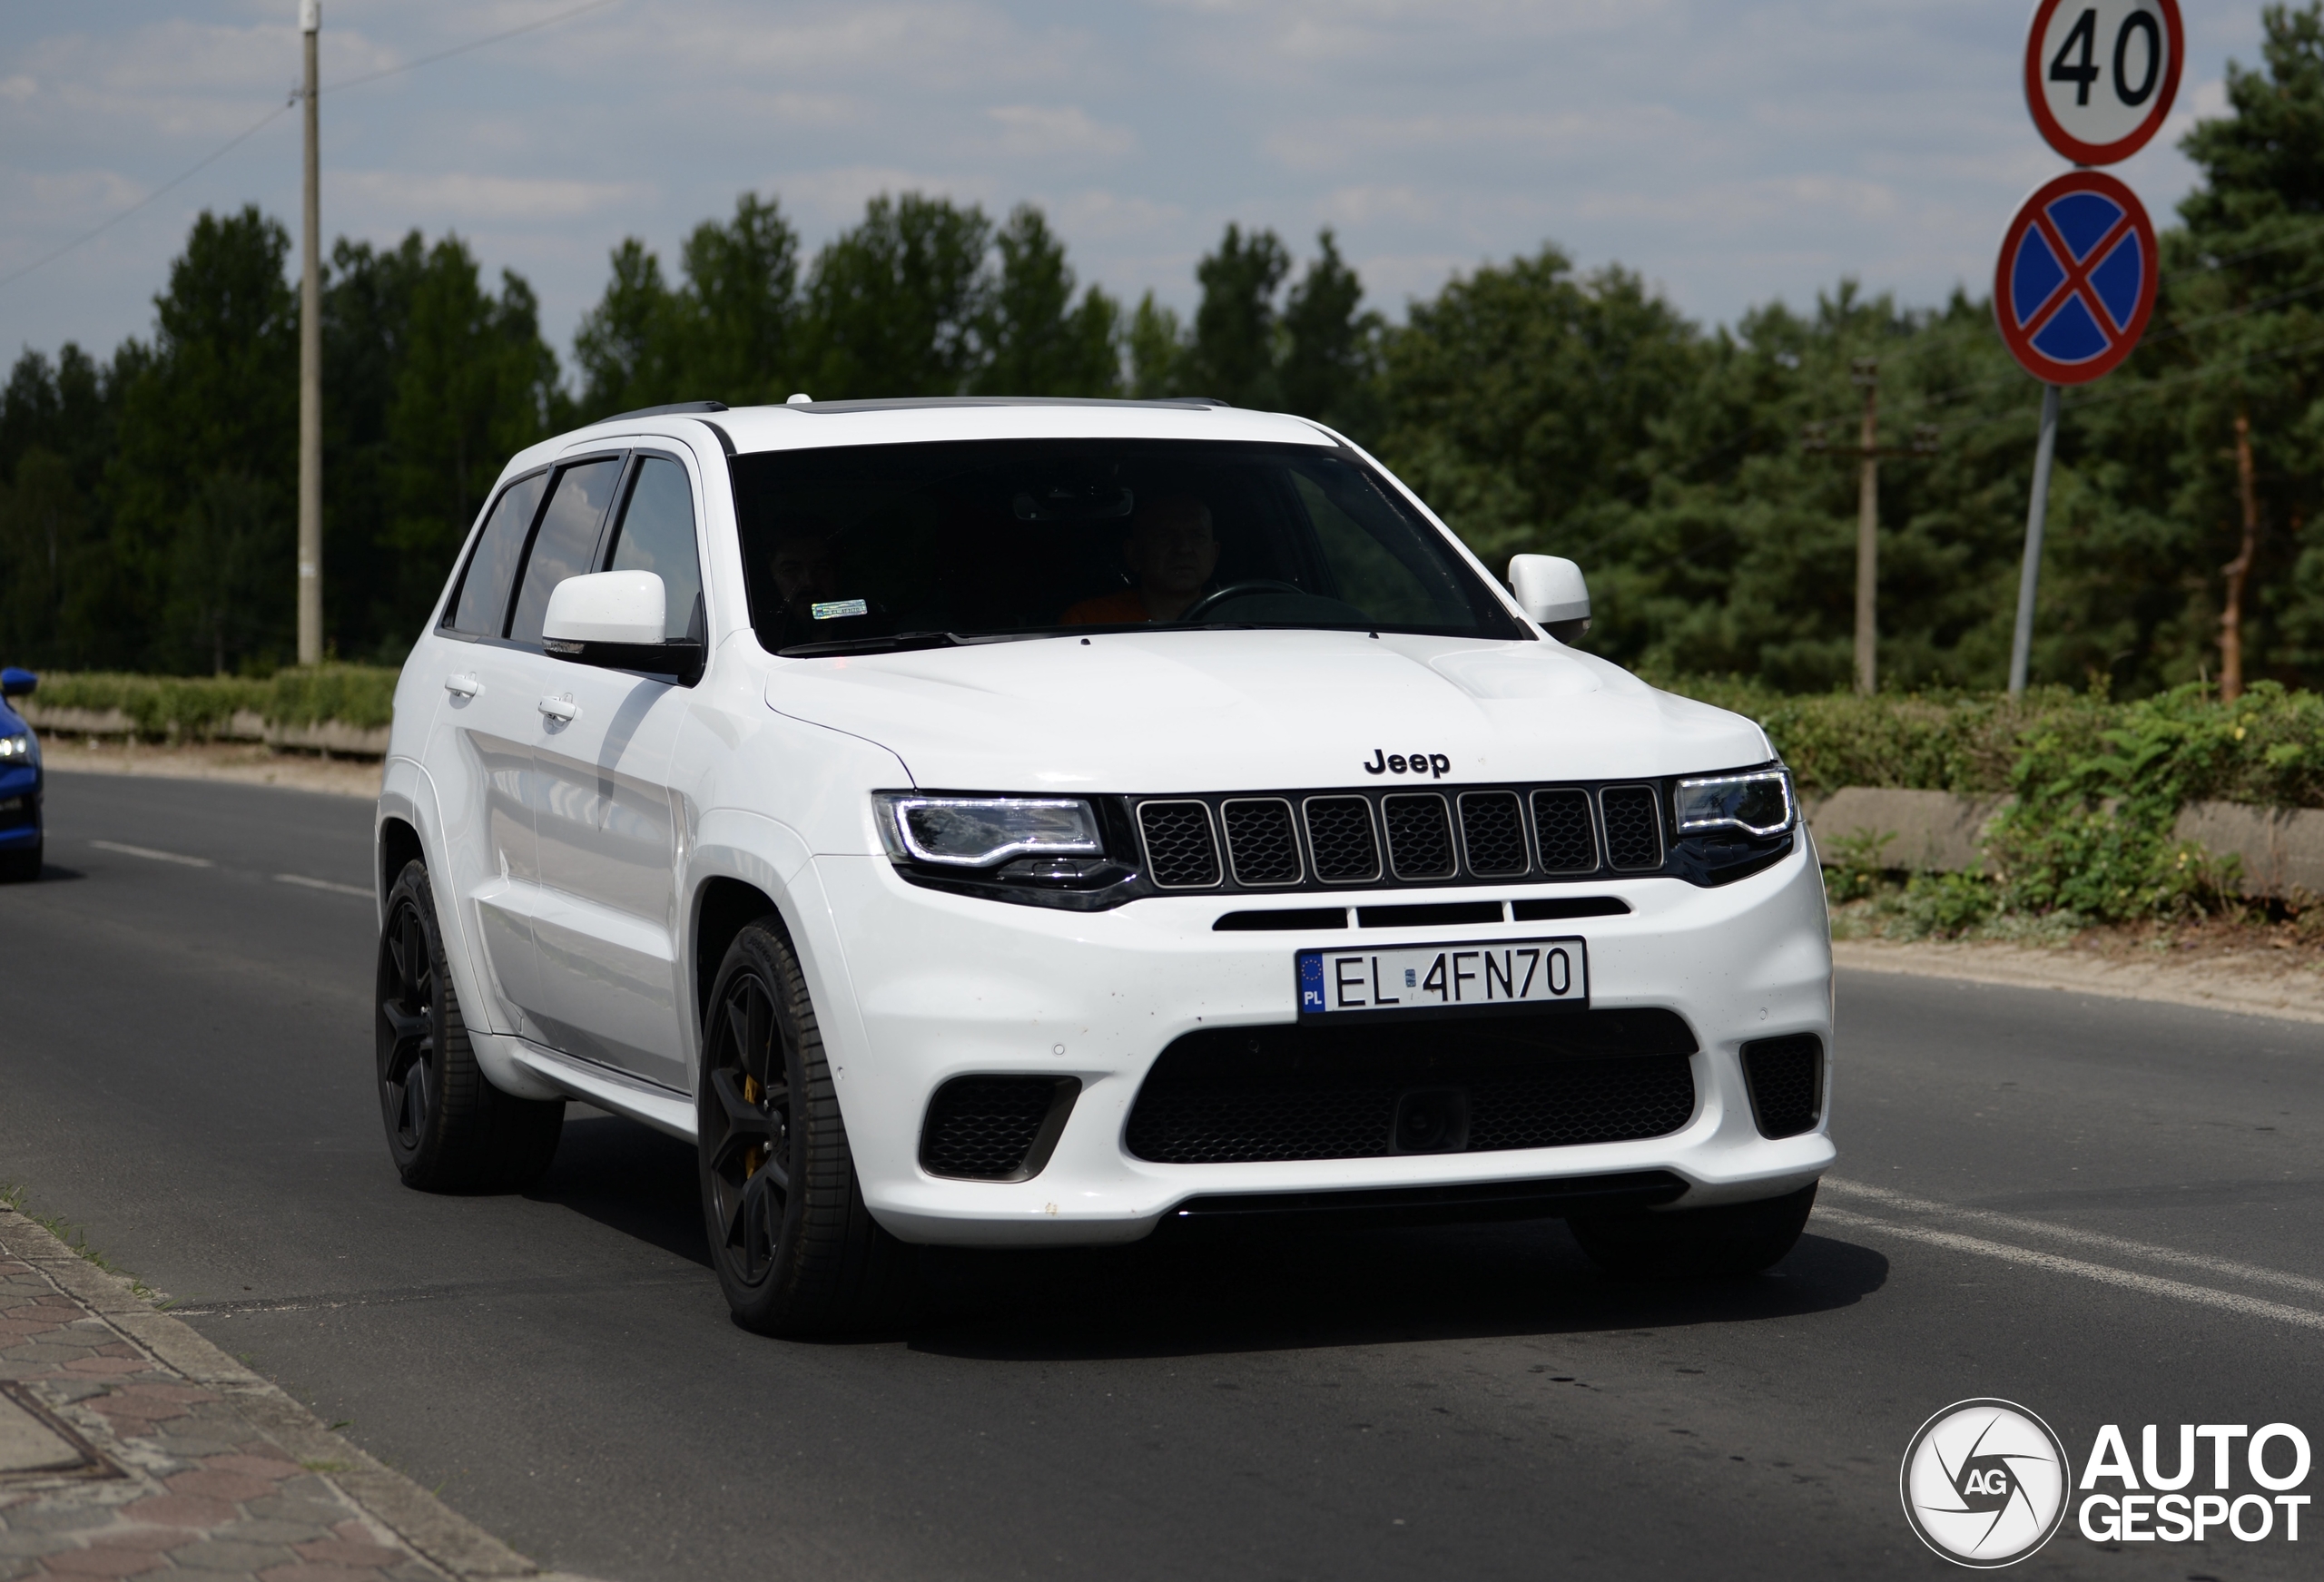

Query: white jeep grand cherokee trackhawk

[374,396,1834,1335]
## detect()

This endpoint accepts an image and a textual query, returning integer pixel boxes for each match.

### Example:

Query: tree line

[2,2,2320,693]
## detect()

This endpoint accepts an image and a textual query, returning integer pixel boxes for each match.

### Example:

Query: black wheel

[1570,1182,1817,1280]
[376,859,563,1192]
[698,918,905,1337]
[0,840,40,883]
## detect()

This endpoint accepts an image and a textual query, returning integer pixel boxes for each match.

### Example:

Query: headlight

[873,794,1105,868]
[0,734,31,762]
[1673,769,1794,838]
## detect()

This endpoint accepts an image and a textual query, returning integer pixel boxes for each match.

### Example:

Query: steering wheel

[1176,579,1312,624]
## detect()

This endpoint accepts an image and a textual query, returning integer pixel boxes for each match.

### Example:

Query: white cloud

[983,105,1136,160]
[334,170,644,223]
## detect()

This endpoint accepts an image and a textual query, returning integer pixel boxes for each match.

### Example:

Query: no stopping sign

[1994,170,2158,385]
[2024,0,2183,164]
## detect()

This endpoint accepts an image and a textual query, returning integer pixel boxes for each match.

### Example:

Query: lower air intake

[1740,1034,1823,1138]
[1126,1010,1699,1164]
[919,1076,1079,1180]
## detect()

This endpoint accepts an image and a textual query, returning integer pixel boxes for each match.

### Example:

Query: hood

[765,630,1770,793]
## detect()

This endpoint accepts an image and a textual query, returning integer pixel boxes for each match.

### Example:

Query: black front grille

[1138,800,1221,888]
[1531,788,1598,872]
[1741,1035,1823,1138]
[1458,791,1528,877]
[1382,793,1455,879]
[920,1076,1078,1180]
[1221,798,1302,885]
[1126,1011,1699,1164]
[1304,797,1381,882]
[1600,786,1663,870]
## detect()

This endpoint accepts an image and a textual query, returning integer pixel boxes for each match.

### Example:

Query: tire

[1570,1181,1817,1280]
[698,918,906,1337]
[375,859,563,1192]
[0,840,40,883]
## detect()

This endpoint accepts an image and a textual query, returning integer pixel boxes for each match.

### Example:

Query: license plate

[1296,938,1588,1017]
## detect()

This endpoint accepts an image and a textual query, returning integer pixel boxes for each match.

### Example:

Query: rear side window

[445,471,547,635]
[508,457,624,644]
[605,457,704,640]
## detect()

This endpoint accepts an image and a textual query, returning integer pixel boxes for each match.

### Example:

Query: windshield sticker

[811,599,869,620]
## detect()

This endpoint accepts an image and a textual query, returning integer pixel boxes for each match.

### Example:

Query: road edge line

[0,1204,603,1581]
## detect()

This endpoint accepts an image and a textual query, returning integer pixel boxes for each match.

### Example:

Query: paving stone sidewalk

[0,1208,599,1582]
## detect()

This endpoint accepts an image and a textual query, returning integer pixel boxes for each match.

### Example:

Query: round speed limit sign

[2024,0,2183,165]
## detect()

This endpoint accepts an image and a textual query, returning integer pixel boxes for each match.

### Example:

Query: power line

[0,101,292,292]
[0,0,626,297]
[321,0,626,93]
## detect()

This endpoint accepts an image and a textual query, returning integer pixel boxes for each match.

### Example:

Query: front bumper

[0,763,42,846]
[807,839,1835,1246]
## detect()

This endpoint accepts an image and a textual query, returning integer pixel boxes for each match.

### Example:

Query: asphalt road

[2,769,2319,1579]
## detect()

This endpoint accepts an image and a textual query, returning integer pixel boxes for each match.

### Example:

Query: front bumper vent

[920,1076,1080,1180]
[1740,1034,1824,1138]
[1126,1010,1699,1164]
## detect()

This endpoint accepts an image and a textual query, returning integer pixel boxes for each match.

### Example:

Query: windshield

[728,438,1528,653]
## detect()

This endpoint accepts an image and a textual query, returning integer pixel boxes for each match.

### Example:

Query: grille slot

[1531,789,1599,872]
[1220,798,1303,886]
[1302,797,1381,883]
[1458,791,1529,877]
[1740,1035,1823,1139]
[919,1076,1079,1180]
[1381,793,1455,879]
[1600,786,1664,870]
[1137,800,1221,889]
[1127,1013,1699,1164]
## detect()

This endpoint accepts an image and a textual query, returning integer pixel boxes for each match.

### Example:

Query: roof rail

[595,399,730,423]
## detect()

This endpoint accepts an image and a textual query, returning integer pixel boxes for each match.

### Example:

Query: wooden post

[2221,406,2260,703]
[296,0,323,667]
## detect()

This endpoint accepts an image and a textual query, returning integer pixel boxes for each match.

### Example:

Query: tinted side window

[508,457,624,644]
[445,472,547,635]
[605,457,704,640]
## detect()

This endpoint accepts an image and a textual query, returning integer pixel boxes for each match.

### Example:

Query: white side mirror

[542,571,665,645]
[1508,555,1590,627]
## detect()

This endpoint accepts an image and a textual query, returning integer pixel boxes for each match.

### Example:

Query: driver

[1061,495,1219,624]
[764,521,850,645]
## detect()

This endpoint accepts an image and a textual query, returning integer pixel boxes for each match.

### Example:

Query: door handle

[444,673,480,697]
[537,693,578,722]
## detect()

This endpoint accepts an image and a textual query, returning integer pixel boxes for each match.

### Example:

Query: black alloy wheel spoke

[706,1068,774,1177]
[731,1171,781,1281]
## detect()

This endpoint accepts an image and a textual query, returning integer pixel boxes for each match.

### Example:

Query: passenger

[1061,495,1219,625]
[765,523,851,645]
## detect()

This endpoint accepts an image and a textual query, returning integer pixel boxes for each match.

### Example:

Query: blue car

[0,668,41,881]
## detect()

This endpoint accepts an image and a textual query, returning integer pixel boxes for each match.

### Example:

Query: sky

[0,1,2270,382]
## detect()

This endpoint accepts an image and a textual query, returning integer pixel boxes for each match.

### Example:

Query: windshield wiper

[777,631,966,657]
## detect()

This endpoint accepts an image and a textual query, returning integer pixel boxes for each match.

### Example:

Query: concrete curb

[0,1206,604,1582]
[1832,938,2324,1026]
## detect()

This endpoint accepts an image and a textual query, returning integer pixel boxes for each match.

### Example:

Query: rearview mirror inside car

[541,572,701,683]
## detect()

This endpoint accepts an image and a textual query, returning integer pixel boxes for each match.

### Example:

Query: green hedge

[1659,676,2324,921]
[28,665,399,738]
[1659,676,2324,809]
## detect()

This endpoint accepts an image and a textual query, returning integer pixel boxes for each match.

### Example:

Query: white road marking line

[1815,1207,2324,1332]
[1823,1176,2324,1302]
[274,873,371,899]
[89,840,212,868]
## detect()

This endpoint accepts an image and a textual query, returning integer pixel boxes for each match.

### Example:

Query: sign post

[1998,0,2179,694]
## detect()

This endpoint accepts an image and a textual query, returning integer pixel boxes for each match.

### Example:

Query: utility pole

[1802,359,1936,697]
[296,0,323,667]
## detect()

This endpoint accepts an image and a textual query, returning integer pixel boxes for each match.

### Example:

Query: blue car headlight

[0,733,32,763]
